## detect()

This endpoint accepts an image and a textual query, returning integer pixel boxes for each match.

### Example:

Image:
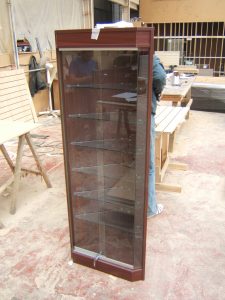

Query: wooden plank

[168,162,188,171]
[168,130,176,152]
[155,104,168,116]
[0,96,30,108]
[155,183,182,193]
[155,107,183,133]
[174,65,199,74]
[15,114,34,123]
[25,134,52,188]
[0,84,27,97]
[0,73,25,84]
[161,77,195,101]
[10,135,26,214]
[161,133,169,165]
[155,106,172,124]
[1,112,33,123]
[22,76,38,122]
[160,95,182,102]
[0,90,28,103]
[161,85,189,97]
[0,144,14,171]
[0,107,33,121]
[165,107,189,133]
[1,105,32,118]
[155,133,161,166]
[0,69,38,123]
[0,78,25,89]
[159,155,170,182]
[1,101,32,114]
[0,69,24,78]
[0,97,29,111]
[0,120,38,144]
[156,106,190,134]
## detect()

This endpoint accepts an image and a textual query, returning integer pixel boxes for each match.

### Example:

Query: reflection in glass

[61,50,148,268]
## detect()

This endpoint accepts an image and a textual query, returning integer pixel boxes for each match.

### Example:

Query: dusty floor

[0,110,225,300]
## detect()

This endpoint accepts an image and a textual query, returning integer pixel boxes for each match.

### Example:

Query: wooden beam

[0,144,14,172]
[82,0,93,29]
[25,133,52,188]
[160,156,170,182]
[122,0,130,21]
[10,135,26,214]
[156,183,182,193]
[0,176,14,194]
[168,162,188,171]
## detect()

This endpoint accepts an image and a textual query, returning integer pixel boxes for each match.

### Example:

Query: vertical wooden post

[157,23,160,51]
[82,0,93,29]
[193,22,198,65]
[199,22,203,67]
[0,144,14,172]
[10,135,26,214]
[204,22,209,66]
[219,22,225,76]
[122,0,130,22]
[163,23,166,51]
[214,22,220,74]
[25,133,52,188]
[209,22,214,69]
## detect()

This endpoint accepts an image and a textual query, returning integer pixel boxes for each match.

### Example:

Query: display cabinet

[55,28,154,281]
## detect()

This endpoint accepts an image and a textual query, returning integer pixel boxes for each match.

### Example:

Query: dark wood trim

[56,28,154,281]
[55,28,154,49]
[56,49,76,249]
[72,251,144,282]
[142,30,155,279]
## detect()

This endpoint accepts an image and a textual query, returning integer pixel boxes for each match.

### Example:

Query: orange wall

[140,0,225,23]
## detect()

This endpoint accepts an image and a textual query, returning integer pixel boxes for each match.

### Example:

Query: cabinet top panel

[55,28,154,49]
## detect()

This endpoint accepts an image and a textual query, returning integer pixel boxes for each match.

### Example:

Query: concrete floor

[0,110,225,300]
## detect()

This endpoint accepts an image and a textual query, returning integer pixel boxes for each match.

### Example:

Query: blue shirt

[69,57,97,78]
[152,55,166,114]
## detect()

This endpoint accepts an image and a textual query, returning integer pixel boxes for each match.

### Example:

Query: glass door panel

[60,49,149,270]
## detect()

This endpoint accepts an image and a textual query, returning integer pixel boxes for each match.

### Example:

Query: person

[69,51,98,84]
[148,55,166,217]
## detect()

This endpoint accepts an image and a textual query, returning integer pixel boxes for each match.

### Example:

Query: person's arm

[152,56,166,97]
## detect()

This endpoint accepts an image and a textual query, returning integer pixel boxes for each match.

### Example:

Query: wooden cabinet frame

[55,28,154,281]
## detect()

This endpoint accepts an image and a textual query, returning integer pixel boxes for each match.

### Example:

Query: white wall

[0,0,84,55]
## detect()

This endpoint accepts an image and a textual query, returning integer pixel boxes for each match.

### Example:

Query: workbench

[154,104,191,192]
[111,98,191,193]
[161,76,195,106]
[174,65,199,75]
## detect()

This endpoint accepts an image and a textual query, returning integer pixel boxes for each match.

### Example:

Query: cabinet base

[72,251,144,282]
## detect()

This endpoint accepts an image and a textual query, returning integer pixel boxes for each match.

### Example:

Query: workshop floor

[0,110,225,300]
